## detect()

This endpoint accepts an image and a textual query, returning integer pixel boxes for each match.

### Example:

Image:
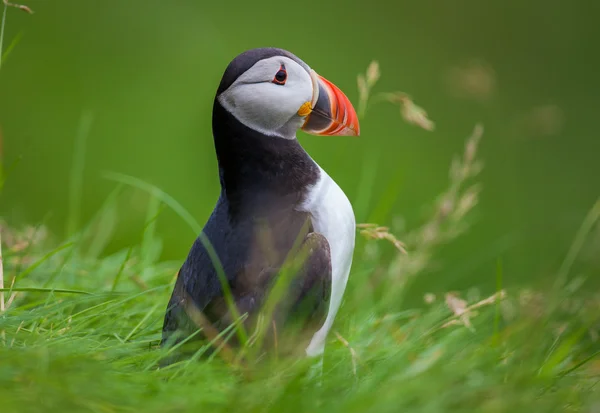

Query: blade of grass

[102,171,202,234]
[42,246,77,288]
[102,171,248,346]
[492,258,503,346]
[538,326,588,378]
[148,329,205,371]
[557,349,600,379]
[554,198,600,290]
[85,185,123,259]
[124,301,161,342]
[140,193,164,266]
[246,220,312,360]
[11,242,74,289]
[0,154,22,192]
[64,287,169,331]
[111,246,133,292]
[206,322,242,364]
[0,29,21,63]
[0,0,7,71]
[0,230,4,312]
[174,299,248,372]
[67,110,94,238]
[0,287,92,295]
[200,230,248,347]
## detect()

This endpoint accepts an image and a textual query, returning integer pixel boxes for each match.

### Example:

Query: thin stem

[0,229,3,346]
[0,230,4,312]
[67,111,94,237]
[0,1,8,70]
[554,198,600,290]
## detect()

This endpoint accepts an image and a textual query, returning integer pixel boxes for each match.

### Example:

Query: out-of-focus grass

[1,11,600,412]
[1,213,599,412]
[1,115,599,411]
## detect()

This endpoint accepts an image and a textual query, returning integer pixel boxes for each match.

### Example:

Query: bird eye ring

[272,65,287,85]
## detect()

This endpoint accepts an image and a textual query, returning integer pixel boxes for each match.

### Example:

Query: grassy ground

[1,5,600,412]
[1,228,599,413]
[1,123,599,412]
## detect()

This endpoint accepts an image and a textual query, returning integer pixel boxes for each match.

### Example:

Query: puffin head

[215,48,360,140]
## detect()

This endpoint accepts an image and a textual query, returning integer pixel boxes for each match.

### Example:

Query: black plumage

[161,49,332,355]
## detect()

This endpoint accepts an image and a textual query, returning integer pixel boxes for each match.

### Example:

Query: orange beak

[300,70,360,137]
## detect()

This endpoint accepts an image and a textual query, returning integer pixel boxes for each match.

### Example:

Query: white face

[218,56,316,139]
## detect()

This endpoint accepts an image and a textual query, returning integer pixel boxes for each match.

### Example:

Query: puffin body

[162,48,359,357]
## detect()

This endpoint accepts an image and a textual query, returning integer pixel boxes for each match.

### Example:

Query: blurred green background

[1,0,598,294]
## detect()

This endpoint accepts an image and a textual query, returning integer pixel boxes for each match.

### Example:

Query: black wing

[161,194,332,349]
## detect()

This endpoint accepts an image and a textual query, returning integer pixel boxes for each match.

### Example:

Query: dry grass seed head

[444,59,496,102]
[2,0,33,13]
[366,61,380,87]
[358,224,407,254]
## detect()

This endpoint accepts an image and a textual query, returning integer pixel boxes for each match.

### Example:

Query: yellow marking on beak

[297,101,312,117]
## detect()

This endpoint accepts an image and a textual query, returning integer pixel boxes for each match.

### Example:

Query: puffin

[161,47,360,358]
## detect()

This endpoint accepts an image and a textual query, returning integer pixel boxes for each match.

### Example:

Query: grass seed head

[2,0,33,14]
[366,60,380,87]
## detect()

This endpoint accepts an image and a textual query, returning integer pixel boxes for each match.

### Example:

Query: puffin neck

[212,100,320,201]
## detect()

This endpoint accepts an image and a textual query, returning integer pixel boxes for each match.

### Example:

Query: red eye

[272,64,287,85]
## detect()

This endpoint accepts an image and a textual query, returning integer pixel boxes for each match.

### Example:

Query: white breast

[297,164,355,357]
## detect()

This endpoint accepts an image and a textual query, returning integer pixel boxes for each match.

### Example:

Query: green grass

[0,237,599,412]
[1,125,599,411]
[1,9,599,412]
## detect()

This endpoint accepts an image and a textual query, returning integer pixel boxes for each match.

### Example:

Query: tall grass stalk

[66,111,94,238]
[554,198,600,290]
[0,1,32,70]
[0,230,4,312]
[0,2,7,71]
